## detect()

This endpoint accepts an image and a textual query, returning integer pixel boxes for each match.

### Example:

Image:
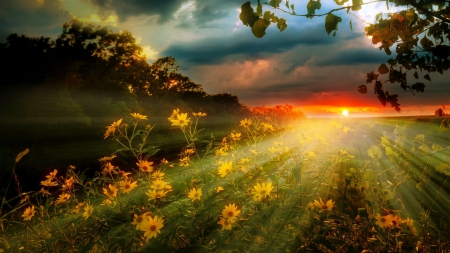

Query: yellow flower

[238,158,251,165]
[83,204,93,219]
[56,193,71,205]
[160,158,168,164]
[146,189,168,201]
[40,179,58,187]
[115,170,131,178]
[73,202,84,214]
[98,155,117,163]
[132,212,151,230]
[119,179,137,194]
[216,186,224,193]
[103,184,118,199]
[140,215,164,240]
[239,118,252,127]
[188,188,202,202]
[184,148,195,156]
[151,179,167,190]
[151,171,165,179]
[22,206,36,221]
[39,187,50,196]
[313,198,334,213]
[101,199,113,206]
[391,215,402,229]
[268,146,280,153]
[104,126,116,139]
[375,213,393,229]
[168,109,180,122]
[130,113,147,120]
[136,160,154,173]
[231,132,241,141]
[253,182,274,201]
[215,148,228,157]
[306,151,316,158]
[179,157,190,166]
[217,217,232,230]
[193,112,207,117]
[170,113,190,128]
[103,162,115,173]
[222,203,240,222]
[261,123,275,132]
[63,176,74,189]
[45,169,58,180]
[110,118,123,128]
[404,217,414,228]
[218,162,233,178]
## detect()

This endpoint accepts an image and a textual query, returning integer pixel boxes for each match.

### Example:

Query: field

[2,109,450,252]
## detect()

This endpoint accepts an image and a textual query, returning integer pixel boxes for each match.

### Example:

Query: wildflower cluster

[4,109,450,252]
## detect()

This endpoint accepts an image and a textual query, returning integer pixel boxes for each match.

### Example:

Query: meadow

[2,107,450,252]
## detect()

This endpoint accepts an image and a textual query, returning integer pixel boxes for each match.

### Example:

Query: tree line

[0,19,251,195]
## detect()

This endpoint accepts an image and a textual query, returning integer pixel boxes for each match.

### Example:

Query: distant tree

[211,93,250,116]
[238,0,450,111]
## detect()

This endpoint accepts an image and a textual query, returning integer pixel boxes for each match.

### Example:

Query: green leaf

[416,183,423,192]
[334,0,349,5]
[277,18,287,32]
[418,144,431,154]
[252,18,268,38]
[378,63,389,74]
[384,189,395,201]
[270,0,282,8]
[293,165,301,182]
[239,2,259,27]
[381,135,391,147]
[351,0,363,11]
[325,13,342,35]
[432,144,443,152]
[414,134,425,143]
[256,3,262,16]
[263,11,272,22]
[367,145,382,159]
[420,36,433,50]
[307,0,322,18]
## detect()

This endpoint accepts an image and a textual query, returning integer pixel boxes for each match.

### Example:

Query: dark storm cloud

[88,0,186,22]
[315,48,390,66]
[0,0,70,42]
[162,24,362,67]
[88,0,245,23]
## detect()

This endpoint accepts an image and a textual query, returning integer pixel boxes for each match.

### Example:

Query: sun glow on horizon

[342,109,349,116]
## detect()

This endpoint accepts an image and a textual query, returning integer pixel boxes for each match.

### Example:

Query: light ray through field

[8,112,450,251]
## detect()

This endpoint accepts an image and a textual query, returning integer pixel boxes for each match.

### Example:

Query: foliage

[0,20,251,194]
[238,0,450,111]
[2,108,450,252]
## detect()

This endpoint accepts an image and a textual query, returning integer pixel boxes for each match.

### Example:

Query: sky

[1,0,449,117]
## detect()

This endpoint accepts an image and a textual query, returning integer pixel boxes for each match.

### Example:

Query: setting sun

[342,109,349,116]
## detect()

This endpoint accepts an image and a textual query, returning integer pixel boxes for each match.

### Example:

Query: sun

[342,110,349,116]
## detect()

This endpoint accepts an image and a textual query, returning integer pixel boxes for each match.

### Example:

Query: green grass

[2,113,450,252]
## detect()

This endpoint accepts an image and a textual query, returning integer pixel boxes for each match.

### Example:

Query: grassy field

[2,111,450,252]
